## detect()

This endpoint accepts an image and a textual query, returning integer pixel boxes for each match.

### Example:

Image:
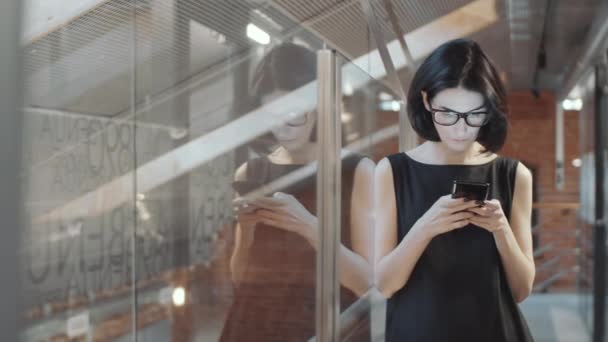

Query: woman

[219,43,374,341]
[374,38,535,341]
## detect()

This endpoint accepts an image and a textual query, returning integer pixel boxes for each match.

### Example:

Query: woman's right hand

[235,208,261,241]
[411,195,480,240]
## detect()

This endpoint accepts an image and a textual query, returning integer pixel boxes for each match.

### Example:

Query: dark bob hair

[248,42,318,154]
[407,38,508,152]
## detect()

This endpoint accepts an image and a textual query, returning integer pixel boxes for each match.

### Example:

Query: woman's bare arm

[229,162,255,285]
[339,157,375,296]
[373,158,433,298]
[493,162,535,302]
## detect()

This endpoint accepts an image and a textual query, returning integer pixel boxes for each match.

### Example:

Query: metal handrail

[536,256,561,273]
[308,289,381,342]
[533,266,580,292]
[534,243,554,258]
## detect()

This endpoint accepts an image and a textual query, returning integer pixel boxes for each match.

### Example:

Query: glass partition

[19,1,138,340]
[577,72,597,330]
[338,50,404,341]
[131,1,328,338]
[17,0,394,340]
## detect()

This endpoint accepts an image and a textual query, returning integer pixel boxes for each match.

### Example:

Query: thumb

[273,192,289,199]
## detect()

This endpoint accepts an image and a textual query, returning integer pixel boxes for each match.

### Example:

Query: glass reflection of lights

[246,23,270,45]
[172,287,186,307]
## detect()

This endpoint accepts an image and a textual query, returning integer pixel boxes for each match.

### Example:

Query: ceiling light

[247,23,270,45]
[341,112,353,123]
[379,100,401,111]
[562,98,582,111]
[343,83,354,96]
[378,92,393,101]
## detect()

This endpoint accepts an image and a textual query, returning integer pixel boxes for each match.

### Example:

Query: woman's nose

[455,118,468,133]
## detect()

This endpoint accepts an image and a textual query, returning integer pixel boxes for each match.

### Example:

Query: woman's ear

[421,90,431,112]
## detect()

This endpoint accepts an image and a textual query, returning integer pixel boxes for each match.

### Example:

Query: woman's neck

[268,143,318,164]
[422,141,491,164]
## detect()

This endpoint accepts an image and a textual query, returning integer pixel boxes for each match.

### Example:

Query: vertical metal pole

[129,0,139,340]
[556,103,565,191]
[592,58,607,342]
[316,49,342,342]
[0,0,23,340]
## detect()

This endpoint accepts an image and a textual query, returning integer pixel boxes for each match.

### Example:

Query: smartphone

[232,180,287,211]
[232,180,263,196]
[231,180,262,213]
[451,180,490,202]
[232,197,254,213]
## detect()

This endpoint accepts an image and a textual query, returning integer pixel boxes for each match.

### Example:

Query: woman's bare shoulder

[234,162,248,181]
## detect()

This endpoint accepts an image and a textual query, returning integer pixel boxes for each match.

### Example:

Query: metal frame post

[592,53,607,342]
[316,49,342,342]
[556,103,565,191]
[0,0,23,340]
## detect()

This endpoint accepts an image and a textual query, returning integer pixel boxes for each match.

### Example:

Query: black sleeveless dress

[384,152,534,342]
[220,152,371,342]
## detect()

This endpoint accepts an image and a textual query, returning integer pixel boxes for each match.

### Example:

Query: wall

[502,91,580,291]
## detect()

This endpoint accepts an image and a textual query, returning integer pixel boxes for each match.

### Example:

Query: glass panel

[577,73,596,329]
[18,0,390,340]
[19,1,137,341]
[338,51,402,341]
[130,1,344,340]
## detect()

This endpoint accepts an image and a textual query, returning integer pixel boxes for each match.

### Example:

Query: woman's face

[422,87,486,153]
[261,90,317,150]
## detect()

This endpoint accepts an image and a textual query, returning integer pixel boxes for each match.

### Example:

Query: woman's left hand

[250,192,318,242]
[466,199,509,234]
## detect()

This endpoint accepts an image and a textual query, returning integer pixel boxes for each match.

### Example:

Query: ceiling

[21,0,604,121]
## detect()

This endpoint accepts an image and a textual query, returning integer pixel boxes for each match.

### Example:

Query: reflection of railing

[308,289,387,342]
[534,266,580,293]
[531,203,581,293]
[533,242,580,292]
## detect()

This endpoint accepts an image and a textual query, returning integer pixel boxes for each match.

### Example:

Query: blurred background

[1,0,607,341]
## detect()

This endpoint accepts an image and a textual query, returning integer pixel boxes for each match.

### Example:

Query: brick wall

[501,91,580,291]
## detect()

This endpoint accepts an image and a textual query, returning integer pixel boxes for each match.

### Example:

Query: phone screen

[232,180,263,196]
[451,181,490,201]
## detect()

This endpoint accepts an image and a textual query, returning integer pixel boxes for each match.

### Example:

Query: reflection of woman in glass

[374,39,535,341]
[220,43,374,341]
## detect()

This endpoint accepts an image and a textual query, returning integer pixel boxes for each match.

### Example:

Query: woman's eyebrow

[438,104,486,112]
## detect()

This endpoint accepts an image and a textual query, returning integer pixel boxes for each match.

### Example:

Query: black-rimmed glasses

[430,107,490,127]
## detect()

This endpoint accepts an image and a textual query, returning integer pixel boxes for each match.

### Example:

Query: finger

[469,216,499,231]
[442,196,467,206]
[238,219,259,227]
[482,200,501,210]
[474,206,501,219]
[448,211,475,222]
[255,209,286,221]
[468,216,489,230]
[252,196,288,207]
[449,200,483,214]
[235,205,258,214]
[447,218,471,231]
[469,218,500,232]
[260,217,282,227]
[467,206,492,217]
[237,209,259,218]
[469,214,493,224]
[273,192,292,200]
